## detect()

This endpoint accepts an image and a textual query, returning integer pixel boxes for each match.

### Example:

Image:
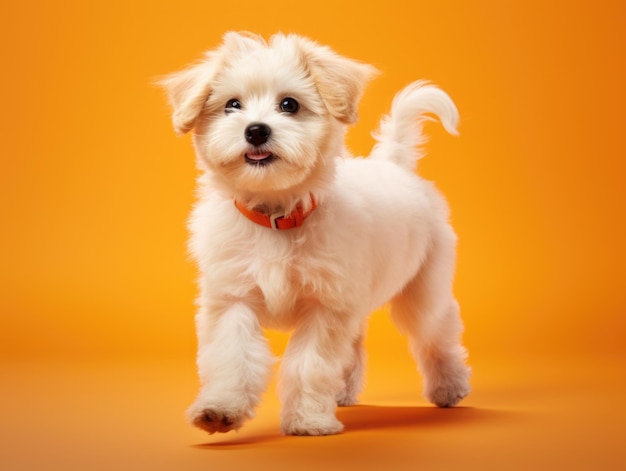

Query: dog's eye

[225,99,242,112]
[279,97,300,114]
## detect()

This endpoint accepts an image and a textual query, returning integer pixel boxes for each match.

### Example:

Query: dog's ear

[158,31,266,136]
[157,58,218,136]
[291,36,378,124]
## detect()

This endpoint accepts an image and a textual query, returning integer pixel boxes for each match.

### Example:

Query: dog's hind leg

[336,327,367,406]
[390,226,470,407]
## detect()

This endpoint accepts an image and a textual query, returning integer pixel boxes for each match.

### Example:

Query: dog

[159,31,470,436]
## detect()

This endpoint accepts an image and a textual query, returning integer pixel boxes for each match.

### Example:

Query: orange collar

[234,196,317,230]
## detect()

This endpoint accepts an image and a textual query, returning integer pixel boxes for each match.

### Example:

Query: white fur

[160,32,470,436]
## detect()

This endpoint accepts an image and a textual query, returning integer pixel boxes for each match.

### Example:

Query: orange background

[2,1,625,470]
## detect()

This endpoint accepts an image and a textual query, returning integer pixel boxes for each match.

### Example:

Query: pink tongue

[247,152,272,161]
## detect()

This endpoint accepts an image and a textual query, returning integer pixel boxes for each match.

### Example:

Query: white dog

[160,32,470,436]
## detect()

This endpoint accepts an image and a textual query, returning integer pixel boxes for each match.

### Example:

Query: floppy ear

[158,31,266,136]
[157,58,218,136]
[291,36,378,124]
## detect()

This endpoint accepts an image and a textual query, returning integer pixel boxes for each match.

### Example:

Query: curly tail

[370,81,459,171]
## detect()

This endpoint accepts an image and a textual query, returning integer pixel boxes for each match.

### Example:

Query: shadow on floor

[338,404,506,431]
[194,404,507,448]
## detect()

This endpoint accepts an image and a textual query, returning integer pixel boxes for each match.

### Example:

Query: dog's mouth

[245,152,277,166]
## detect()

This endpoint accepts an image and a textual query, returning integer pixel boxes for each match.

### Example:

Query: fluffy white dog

[160,31,470,436]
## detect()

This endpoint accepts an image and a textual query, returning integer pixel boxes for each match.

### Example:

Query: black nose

[245,123,271,146]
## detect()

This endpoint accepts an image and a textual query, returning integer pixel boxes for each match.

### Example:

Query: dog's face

[160,32,376,200]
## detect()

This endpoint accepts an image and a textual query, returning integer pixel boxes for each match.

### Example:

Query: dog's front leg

[278,306,357,436]
[187,302,274,434]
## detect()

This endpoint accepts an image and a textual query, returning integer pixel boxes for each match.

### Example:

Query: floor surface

[2,353,625,471]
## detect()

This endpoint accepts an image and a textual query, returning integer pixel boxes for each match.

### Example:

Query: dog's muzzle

[244,123,275,165]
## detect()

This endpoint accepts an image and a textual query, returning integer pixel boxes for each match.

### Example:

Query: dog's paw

[187,404,247,434]
[281,413,344,436]
[427,384,470,408]
[425,372,471,408]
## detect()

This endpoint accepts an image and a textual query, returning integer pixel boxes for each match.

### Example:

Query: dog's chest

[250,237,347,319]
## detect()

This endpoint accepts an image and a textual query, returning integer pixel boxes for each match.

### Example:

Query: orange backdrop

[3,2,626,471]
[2,0,625,361]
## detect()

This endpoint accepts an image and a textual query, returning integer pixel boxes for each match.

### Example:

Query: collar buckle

[269,212,285,229]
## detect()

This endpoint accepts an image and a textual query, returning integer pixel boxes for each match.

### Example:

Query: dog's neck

[234,194,317,230]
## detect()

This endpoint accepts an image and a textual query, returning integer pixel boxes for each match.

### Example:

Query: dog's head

[159,32,377,202]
